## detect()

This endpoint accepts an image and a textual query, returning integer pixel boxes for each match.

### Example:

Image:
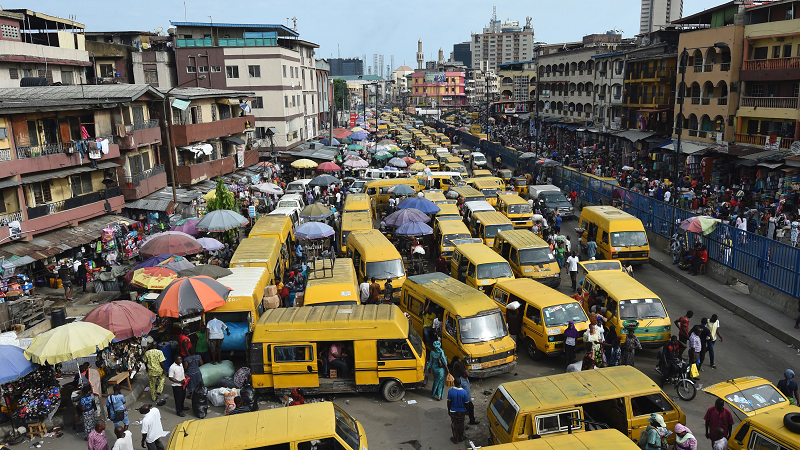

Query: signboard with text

[424,73,446,83]
[349,114,358,128]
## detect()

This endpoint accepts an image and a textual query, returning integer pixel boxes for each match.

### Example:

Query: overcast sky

[26,0,722,71]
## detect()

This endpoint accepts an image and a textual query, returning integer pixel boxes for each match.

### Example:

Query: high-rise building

[640,0,683,34]
[453,42,472,68]
[470,14,535,72]
[329,58,363,76]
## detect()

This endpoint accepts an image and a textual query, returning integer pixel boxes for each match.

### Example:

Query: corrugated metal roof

[0,179,21,189]
[0,214,135,263]
[20,162,119,184]
[160,87,255,100]
[169,21,299,37]
[123,198,177,212]
[0,85,163,101]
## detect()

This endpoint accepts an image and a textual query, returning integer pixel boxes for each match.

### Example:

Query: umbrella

[377,139,395,146]
[133,254,173,271]
[339,137,352,144]
[396,221,433,236]
[319,137,340,146]
[388,157,407,168]
[374,151,392,160]
[350,131,368,140]
[344,157,369,169]
[613,188,635,203]
[155,276,231,318]
[291,159,318,169]
[317,161,342,172]
[309,174,339,187]
[0,346,38,383]
[300,203,334,220]
[680,216,721,235]
[83,301,156,342]
[178,265,233,279]
[346,144,363,151]
[397,197,440,214]
[158,255,195,272]
[333,128,352,138]
[295,221,335,240]
[142,230,195,243]
[253,183,283,195]
[344,150,359,157]
[255,161,274,168]
[384,208,430,227]
[175,217,201,226]
[196,237,225,251]
[351,126,364,132]
[536,158,560,168]
[131,267,178,290]
[140,234,203,258]
[409,162,427,171]
[195,209,248,232]
[203,189,217,201]
[402,157,416,164]
[518,152,537,160]
[24,322,114,365]
[388,184,417,196]
[386,146,400,153]
[170,218,200,236]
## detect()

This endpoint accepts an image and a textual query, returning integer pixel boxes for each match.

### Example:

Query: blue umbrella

[384,208,430,227]
[0,345,38,383]
[397,197,441,214]
[134,254,172,271]
[295,221,335,240]
[320,137,340,146]
[396,221,433,236]
[350,131,368,140]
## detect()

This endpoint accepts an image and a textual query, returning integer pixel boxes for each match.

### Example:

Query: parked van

[229,237,283,284]
[578,206,649,264]
[205,267,271,352]
[434,220,473,262]
[276,194,306,210]
[489,279,589,360]
[470,179,503,206]
[346,229,406,301]
[450,186,485,205]
[400,272,516,378]
[496,194,533,229]
[472,169,493,178]
[364,168,407,180]
[419,155,440,171]
[580,270,670,347]
[423,190,453,205]
[469,211,514,248]
[304,258,360,306]
[451,241,514,292]
[576,260,625,285]
[462,200,496,226]
[343,193,372,215]
[285,178,312,195]
[249,214,293,271]
[338,211,373,256]
[365,178,419,218]
[250,304,424,401]
[166,402,369,450]
[481,429,641,450]
[469,151,487,168]
[493,230,560,288]
[487,366,686,444]
[417,171,465,190]
[435,204,462,222]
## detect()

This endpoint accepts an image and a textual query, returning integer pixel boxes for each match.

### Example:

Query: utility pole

[329,78,334,147]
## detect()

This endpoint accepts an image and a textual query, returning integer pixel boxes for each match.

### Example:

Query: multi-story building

[453,42,472,68]
[494,60,536,114]
[410,71,467,107]
[0,9,89,87]
[591,51,629,130]
[470,16,535,72]
[315,60,331,135]
[538,47,601,122]
[131,36,177,89]
[84,31,177,89]
[329,58,363,76]
[640,0,684,34]
[391,65,414,103]
[170,21,319,151]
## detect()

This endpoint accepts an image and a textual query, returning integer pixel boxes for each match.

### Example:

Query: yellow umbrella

[351,126,364,132]
[203,189,216,201]
[409,162,427,171]
[24,322,114,364]
[131,267,178,290]
[291,158,318,169]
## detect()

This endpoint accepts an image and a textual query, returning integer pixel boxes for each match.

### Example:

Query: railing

[125,165,165,187]
[16,142,73,159]
[693,65,703,73]
[717,98,728,105]
[720,63,730,71]
[701,98,711,105]
[743,56,800,71]
[741,96,798,109]
[703,64,713,72]
[0,210,23,225]
[26,187,120,220]
[735,133,793,149]
[691,97,700,105]
[129,119,160,132]
[0,149,11,162]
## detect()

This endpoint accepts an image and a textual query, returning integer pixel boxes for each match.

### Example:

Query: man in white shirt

[359,280,371,303]
[206,316,229,365]
[112,427,133,450]
[663,189,671,203]
[167,356,186,417]
[388,196,397,213]
[566,251,580,292]
[139,405,167,450]
[335,191,342,209]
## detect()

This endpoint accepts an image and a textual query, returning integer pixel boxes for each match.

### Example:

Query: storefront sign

[248,205,256,217]
[765,135,781,150]
[237,146,244,167]
[349,113,358,128]
[504,108,516,114]
[718,142,729,153]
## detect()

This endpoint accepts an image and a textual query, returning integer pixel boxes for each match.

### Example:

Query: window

[535,410,580,435]
[248,65,261,78]
[283,65,286,77]
[751,84,764,97]
[784,44,793,58]
[297,438,345,450]
[444,314,457,337]
[186,65,196,74]
[284,95,288,108]
[773,46,781,58]
[377,339,415,360]
[273,345,312,362]
[144,68,158,84]
[525,304,541,325]
[100,64,115,78]
[61,71,74,85]
[211,66,221,73]
[8,68,18,80]
[493,288,509,306]
[225,65,239,78]
[70,173,94,196]
[252,97,264,109]
[198,66,208,73]
[211,104,217,121]
[31,182,52,204]
[489,389,519,434]
[0,24,19,40]
[630,394,674,417]
[748,431,791,450]
[753,47,768,60]
[255,126,266,139]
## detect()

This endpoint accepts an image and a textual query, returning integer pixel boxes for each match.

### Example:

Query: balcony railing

[743,56,800,71]
[0,210,23,225]
[691,97,701,105]
[717,98,728,105]
[735,133,793,149]
[741,96,798,109]
[720,63,731,71]
[129,119,160,132]
[693,66,703,73]
[26,187,121,220]
[0,149,11,162]
[701,98,711,105]
[16,142,72,159]
[703,64,713,72]
[125,165,165,187]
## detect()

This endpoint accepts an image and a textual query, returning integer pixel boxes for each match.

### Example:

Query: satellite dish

[154,26,163,35]
[791,141,800,155]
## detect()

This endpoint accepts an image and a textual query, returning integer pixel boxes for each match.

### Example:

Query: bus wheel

[381,380,405,402]
[526,339,543,361]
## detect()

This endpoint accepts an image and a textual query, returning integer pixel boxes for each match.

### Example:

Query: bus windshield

[334,406,360,449]
[476,262,513,279]
[611,231,648,247]
[619,298,667,319]
[508,204,532,215]
[543,303,588,327]
[480,188,499,198]
[459,311,508,344]
[366,258,406,279]
[443,233,472,247]
[485,224,514,239]
[518,247,555,265]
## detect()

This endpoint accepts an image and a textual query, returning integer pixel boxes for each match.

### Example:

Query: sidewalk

[649,245,800,349]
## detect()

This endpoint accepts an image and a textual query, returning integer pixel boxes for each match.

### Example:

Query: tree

[333,79,348,110]
[206,178,237,242]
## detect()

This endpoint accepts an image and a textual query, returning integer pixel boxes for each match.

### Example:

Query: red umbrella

[333,128,352,138]
[317,162,342,172]
[402,156,416,164]
[139,233,202,258]
[84,301,156,341]
[155,276,231,318]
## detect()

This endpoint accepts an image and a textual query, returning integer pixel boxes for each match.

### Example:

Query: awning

[219,98,242,106]
[172,98,191,111]
[0,179,21,189]
[124,198,178,212]
[180,143,213,156]
[20,161,119,184]
[222,136,245,145]
[758,162,783,169]
[660,140,710,154]
[0,214,135,263]
[615,130,657,142]
[636,108,672,113]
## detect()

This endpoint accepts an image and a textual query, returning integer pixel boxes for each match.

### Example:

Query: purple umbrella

[396,221,433,236]
[196,237,225,251]
[294,221,335,240]
[350,131,368,140]
[170,218,201,236]
[320,137,340,146]
[397,197,441,214]
[384,208,430,228]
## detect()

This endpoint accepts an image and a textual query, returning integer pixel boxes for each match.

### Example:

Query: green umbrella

[176,217,200,226]
[374,151,392,160]
[346,144,363,150]
[300,203,334,220]
[339,137,352,144]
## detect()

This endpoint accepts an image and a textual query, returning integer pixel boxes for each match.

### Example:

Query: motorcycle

[655,358,697,401]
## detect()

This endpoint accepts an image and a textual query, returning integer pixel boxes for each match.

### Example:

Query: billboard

[349,113,358,128]
[424,72,446,83]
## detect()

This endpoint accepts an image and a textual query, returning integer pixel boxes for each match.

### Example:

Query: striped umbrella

[154,276,231,318]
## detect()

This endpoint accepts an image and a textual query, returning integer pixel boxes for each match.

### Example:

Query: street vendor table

[106,372,132,396]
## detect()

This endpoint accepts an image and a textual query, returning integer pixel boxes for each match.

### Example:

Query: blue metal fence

[432,122,800,297]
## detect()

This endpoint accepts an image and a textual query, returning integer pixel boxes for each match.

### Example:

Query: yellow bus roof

[424,191,447,202]
[304,258,359,305]
[167,402,339,450]
[472,170,492,177]
[438,220,471,235]
[451,186,484,197]
[733,405,800,444]
[253,304,408,341]
[472,179,503,189]
[211,267,270,312]
[347,229,401,262]
[365,178,419,189]
[495,279,579,309]
[489,429,640,450]
[581,206,644,229]
[436,204,461,216]
[340,211,373,230]
[404,272,501,317]
[249,215,292,239]
[497,194,529,206]
[229,237,280,268]
[495,229,549,248]
[343,193,371,212]
[502,366,663,411]
[472,210,513,225]
[455,242,509,263]
[586,271,659,301]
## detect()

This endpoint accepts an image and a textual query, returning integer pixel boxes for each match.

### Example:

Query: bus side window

[509,248,518,265]
[602,231,609,244]
[445,314,457,337]
[493,289,509,306]
[467,263,476,278]
[525,304,541,325]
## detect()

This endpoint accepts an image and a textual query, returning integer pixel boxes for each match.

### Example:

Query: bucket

[158,342,172,367]
[50,308,67,328]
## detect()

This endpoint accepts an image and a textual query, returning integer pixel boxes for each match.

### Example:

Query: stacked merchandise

[7,367,61,422]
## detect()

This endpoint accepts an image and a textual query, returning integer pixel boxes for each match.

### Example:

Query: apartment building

[640,0,684,34]
[171,22,320,151]
[470,17,535,72]
[591,51,629,130]
[410,71,467,107]
[494,60,536,114]
[538,47,601,122]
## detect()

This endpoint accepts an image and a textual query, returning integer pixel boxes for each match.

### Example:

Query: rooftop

[0,85,164,113]
[158,86,255,100]
[169,21,298,37]
[4,9,85,29]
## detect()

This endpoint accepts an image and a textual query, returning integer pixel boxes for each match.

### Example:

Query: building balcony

[171,115,255,147]
[175,155,236,185]
[735,133,792,149]
[624,96,672,107]
[119,120,162,150]
[1,140,120,179]
[120,165,167,201]
[627,69,674,82]
[741,57,800,81]
[740,96,798,109]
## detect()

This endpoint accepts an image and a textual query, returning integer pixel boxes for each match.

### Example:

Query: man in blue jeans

[447,378,470,443]
[706,314,723,369]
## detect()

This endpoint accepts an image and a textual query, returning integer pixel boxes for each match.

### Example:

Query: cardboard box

[264,285,278,297]
[263,295,281,309]
[294,292,304,307]
[329,369,338,378]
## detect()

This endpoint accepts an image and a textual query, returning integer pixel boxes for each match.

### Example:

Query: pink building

[410,71,467,106]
